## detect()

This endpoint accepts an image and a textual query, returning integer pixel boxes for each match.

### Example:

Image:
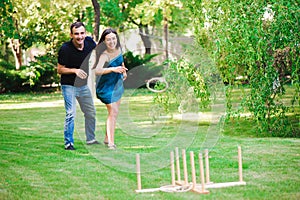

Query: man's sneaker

[65,145,75,150]
[87,139,100,145]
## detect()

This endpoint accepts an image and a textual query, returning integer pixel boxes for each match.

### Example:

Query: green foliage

[167,2,192,32]
[98,0,192,33]
[123,50,158,70]
[123,50,162,89]
[100,0,125,28]
[128,0,191,31]
[0,0,17,41]
[2,0,93,63]
[85,6,95,34]
[25,53,59,87]
[0,59,28,92]
[0,0,93,92]
[243,64,295,136]
[0,54,59,93]
[187,0,300,137]
[15,1,90,52]
[0,59,15,70]
[154,59,210,114]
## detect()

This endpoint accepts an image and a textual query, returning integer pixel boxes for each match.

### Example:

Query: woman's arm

[94,54,127,75]
[94,54,109,75]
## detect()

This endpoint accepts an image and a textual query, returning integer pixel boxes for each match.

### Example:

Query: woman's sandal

[108,144,117,150]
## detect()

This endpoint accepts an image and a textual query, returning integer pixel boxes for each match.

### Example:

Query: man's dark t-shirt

[58,36,96,87]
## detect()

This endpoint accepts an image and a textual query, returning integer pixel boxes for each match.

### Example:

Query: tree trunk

[91,0,100,42]
[138,25,151,55]
[163,16,169,60]
[10,17,22,69]
[10,39,22,70]
[4,41,10,62]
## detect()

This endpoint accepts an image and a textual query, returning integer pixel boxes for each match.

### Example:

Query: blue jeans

[61,85,96,147]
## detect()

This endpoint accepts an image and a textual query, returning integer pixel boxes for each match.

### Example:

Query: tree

[0,0,21,69]
[0,0,15,62]
[186,0,299,136]
[98,0,150,52]
[91,0,100,41]
[96,0,191,56]
[4,0,92,69]
[129,0,189,57]
[0,0,95,90]
[0,0,16,41]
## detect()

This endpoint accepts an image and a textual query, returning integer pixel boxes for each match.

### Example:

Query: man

[57,22,99,150]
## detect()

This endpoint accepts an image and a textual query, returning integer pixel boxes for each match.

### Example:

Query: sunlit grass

[0,88,299,199]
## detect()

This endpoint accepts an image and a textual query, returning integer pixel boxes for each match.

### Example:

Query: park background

[0,0,299,199]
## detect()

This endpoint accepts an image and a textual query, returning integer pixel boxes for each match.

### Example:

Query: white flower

[262,5,275,22]
[204,21,212,30]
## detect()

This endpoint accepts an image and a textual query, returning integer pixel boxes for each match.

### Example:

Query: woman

[93,28,127,150]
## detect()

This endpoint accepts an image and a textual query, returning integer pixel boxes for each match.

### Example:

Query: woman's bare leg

[105,100,121,146]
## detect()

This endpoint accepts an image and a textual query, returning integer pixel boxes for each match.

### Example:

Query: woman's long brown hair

[92,28,121,69]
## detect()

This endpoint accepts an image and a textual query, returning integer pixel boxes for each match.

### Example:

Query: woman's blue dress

[96,53,124,104]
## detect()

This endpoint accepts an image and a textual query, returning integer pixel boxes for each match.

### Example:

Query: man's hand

[57,64,87,80]
[75,69,87,79]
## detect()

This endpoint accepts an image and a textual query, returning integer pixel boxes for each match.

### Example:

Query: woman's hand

[112,66,128,74]
[123,71,127,80]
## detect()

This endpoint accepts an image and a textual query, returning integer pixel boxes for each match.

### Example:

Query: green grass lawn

[0,89,299,200]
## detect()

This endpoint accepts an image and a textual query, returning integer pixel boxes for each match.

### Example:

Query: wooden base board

[135,181,246,193]
[135,188,160,193]
[197,181,246,189]
[176,181,210,194]
[191,188,210,194]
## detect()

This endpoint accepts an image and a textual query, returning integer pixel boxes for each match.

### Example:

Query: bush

[0,54,59,93]
[186,0,300,137]
[26,53,59,87]
[0,60,27,93]
[123,51,163,89]
[153,59,211,114]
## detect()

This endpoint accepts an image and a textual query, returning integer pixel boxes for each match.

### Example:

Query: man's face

[70,26,86,46]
